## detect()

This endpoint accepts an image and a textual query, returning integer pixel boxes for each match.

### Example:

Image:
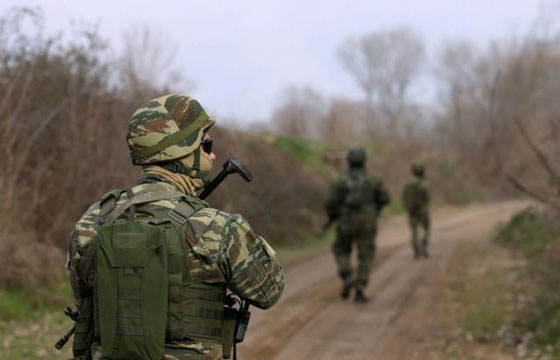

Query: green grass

[0,275,74,359]
[0,274,72,322]
[494,207,553,257]
[274,135,325,162]
[462,267,513,340]
[273,135,337,178]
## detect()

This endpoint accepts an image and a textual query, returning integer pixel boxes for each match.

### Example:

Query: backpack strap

[103,190,186,225]
[168,201,198,227]
[98,190,125,225]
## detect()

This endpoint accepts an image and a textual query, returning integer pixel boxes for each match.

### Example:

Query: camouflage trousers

[332,227,377,291]
[407,211,430,258]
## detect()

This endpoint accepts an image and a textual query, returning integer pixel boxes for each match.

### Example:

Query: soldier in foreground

[66,95,284,359]
[325,147,390,303]
[402,163,431,259]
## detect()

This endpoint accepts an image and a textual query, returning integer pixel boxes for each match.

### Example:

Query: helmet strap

[192,147,201,173]
[158,148,211,185]
[159,161,194,176]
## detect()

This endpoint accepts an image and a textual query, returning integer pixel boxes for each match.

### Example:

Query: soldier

[66,94,284,359]
[325,147,390,303]
[402,162,430,259]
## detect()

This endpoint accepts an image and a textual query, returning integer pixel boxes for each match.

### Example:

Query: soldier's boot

[422,238,429,258]
[354,289,368,303]
[340,271,353,299]
[413,244,420,259]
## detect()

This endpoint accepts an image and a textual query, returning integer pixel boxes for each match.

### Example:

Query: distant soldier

[325,147,390,303]
[402,163,430,259]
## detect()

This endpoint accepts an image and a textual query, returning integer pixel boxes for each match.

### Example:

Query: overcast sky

[0,1,554,123]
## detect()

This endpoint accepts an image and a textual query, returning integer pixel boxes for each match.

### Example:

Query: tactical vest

[77,185,226,359]
[341,172,376,214]
[403,179,428,211]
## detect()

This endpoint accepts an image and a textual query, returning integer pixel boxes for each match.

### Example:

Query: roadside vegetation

[494,208,560,358]
[430,207,560,360]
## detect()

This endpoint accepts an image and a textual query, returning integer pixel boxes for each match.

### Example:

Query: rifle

[199,157,253,199]
[54,307,80,350]
[320,216,336,236]
[56,157,253,350]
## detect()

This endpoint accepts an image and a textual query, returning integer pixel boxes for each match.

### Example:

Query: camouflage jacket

[402,176,430,214]
[325,169,391,222]
[67,176,284,359]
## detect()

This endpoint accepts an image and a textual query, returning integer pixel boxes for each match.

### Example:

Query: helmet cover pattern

[127,94,215,165]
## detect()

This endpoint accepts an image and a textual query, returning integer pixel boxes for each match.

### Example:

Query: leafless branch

[506,175,560,212]
[486,70,504,173]
[513,115,560,191]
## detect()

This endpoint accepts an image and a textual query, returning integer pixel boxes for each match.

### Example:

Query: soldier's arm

[68,230,84,305]
[67,221,97,357]
[325,179,346,220]
[67,205,100,304]
[423,182,430,204]
[401,184,408,208]
[222,214,284,310]
[374,178,391,210]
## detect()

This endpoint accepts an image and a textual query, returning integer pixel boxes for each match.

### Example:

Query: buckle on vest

[168,209,188,226]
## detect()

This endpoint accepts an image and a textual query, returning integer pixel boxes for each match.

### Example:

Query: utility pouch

[221,295,251,359]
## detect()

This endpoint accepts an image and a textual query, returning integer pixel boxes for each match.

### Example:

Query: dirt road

[237,200,529,360]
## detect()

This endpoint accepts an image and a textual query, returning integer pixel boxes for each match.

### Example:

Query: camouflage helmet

[412,162,425,177]
[346,147,367,165]
[127,94,215,165]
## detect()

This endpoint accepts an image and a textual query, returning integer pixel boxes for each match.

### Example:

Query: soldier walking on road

[325,147,390,303]
[66,94,284,359]
[402,163,431,259]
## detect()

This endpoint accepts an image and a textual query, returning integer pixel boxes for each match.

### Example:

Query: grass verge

[423,228,522,359]
[0,274,74,359]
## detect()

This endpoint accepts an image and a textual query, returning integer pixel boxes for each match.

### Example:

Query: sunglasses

[201,137,213,154]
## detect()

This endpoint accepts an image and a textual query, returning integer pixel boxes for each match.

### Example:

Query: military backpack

[75,186,226,359]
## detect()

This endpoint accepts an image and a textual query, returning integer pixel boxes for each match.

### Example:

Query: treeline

[270,20,560,208]
[0,7,328,288]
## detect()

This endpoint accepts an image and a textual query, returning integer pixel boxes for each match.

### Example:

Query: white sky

[0,0,554,123]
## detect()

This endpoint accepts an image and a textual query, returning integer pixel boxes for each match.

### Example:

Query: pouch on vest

[221,295,251,360]
[344,175,368,209]
[96,221,168,360]
[404,181,427,211]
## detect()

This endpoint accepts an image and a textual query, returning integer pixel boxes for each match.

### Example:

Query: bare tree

[337,27,425,137]
[118,25,195,102]
[271,86,326,139]
[434,11,560,206]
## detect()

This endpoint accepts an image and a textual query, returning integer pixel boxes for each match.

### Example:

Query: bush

[494,207,553,257]
[494,207,560,355]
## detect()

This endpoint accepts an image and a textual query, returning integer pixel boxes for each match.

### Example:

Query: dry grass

[0,233,65,289]
[419,235,522,359]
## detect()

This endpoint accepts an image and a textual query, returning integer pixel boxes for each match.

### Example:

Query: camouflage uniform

[402,163,430,259]
[67,95,284,359]
[325,148,390,302]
